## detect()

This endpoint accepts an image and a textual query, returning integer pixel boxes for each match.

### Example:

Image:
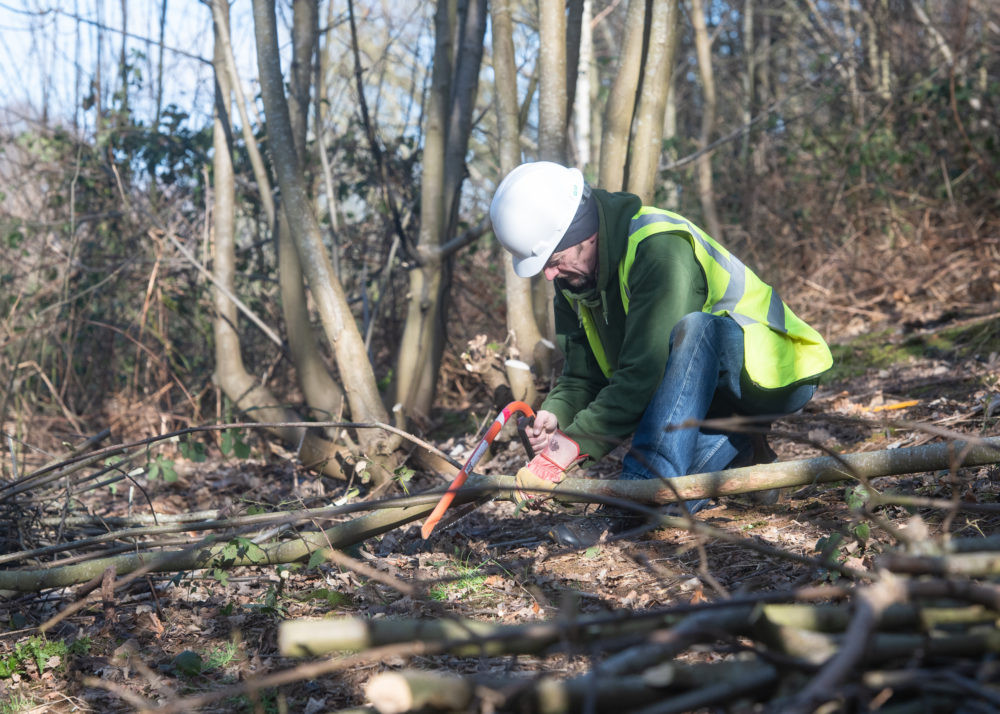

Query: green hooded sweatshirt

[541,189,709,460]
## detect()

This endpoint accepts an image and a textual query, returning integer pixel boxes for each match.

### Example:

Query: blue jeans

[621,312,817,481]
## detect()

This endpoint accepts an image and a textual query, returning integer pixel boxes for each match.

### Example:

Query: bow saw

[420,401,535,539]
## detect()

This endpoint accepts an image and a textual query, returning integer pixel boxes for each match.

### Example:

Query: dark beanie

[553,184,598,253]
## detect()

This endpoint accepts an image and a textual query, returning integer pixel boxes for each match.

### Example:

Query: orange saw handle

[421,401,535,539]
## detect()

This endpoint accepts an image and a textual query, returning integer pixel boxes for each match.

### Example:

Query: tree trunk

[690,0,722,239]
[625,0,680,201]
[252,0,392,459]
[278,0,345,427]
[565,0,584,143]
[208,0,275,228]
[599,0,647,191]
[211,1,350,480]
[662,69,680,209]
[741,0,757,228]
[491,0,551,379]
[395,0,451,424]
[574,0,595,172]
[210,0,290,439]
[396,0,488,421]
[538,0,569,162]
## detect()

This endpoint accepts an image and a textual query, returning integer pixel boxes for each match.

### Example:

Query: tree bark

[395,0,487,422]
[690,0,722,239]
[278,0,345,427]
[538,0,569,162]
[208,0,275,228]
[491,0,551,378]
[565,0,585,140]
[625,0,680,201]
[574,0,595,172]
[599,0,646,190]
[252,0,392,458]
[210,1,351,481]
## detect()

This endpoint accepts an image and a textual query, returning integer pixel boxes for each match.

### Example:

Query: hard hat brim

[512,253,548,278]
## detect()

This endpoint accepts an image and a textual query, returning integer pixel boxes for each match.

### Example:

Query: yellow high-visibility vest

[577,207,832,389]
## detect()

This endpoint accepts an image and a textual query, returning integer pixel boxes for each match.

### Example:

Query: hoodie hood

[557,189,642,318]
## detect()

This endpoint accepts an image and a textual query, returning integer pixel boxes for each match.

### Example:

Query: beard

[562,274,596,291]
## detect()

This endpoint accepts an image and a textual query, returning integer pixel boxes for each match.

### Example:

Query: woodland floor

[2,289,999,711]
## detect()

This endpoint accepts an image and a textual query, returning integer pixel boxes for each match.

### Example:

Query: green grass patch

[0,692,36,714]
[296,587,354,609]
[0,635,89,679]
[826,329,923,382]
[203,641,241,671]
[171,641,242,678]
[911,315,1000,360]
[826,316,1000,383]
[429,556,491,602]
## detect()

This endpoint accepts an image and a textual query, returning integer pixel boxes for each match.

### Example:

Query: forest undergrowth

[1,223,999,713]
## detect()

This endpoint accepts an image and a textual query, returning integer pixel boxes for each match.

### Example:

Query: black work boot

[732,432,783,505]
[550,507,641,548]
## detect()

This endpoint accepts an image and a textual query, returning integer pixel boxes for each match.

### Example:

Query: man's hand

[514,429,582,504]
[525,410,559,454]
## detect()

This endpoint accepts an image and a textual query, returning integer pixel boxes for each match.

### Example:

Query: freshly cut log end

[278,617,370,657]
[504,358,537,406]
[366,670,474,713]
[366,672,413,714]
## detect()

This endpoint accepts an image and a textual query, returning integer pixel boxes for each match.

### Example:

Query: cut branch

[3,437,998,591]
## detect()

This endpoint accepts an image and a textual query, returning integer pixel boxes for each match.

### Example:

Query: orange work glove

[514,430,584,504]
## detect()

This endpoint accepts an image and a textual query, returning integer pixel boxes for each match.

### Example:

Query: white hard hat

[489,162,588,278]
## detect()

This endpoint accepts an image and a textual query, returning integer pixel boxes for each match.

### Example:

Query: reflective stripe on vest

[572,206,832,388]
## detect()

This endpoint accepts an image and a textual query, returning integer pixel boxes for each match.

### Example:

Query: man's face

[542,234,598,287]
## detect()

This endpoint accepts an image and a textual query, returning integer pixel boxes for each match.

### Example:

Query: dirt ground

[2,301,999,711]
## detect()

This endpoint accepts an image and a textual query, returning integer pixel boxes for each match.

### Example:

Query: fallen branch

[0,500,436,591]
[880,551,1000,577]
[277,572,1000,713]
[540,436,1000,504]
[363,660,779,714]
[365,671,473,713]
[279,578,1000,663]
[278,606,748,659]
[786,573,908,713]
[4,437,998,591]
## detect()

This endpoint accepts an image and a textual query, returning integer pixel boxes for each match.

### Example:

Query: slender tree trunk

[395,0,488,421]
[565,0,584,144]
[208,0,275,228]
[741,0,756,227]
[662,70,680,209]
[690,0,722,239]
[598,0,647,190]
[538,0,568,162]
[574,0,595,172]
[395,0,450,424]
[210,1,273,420]
[154,0,167,127]
[535,0,583,347]
[118,0,128,120]
[491,0,550,378]
[252,0,393,458]
[625,0,680,201]
[278,0,345,426]
[210,1,351,480]
[211,0,345,432]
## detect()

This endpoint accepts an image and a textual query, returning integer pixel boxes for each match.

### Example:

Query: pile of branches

[281,549,1000,713]
[2,427,1000,711]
